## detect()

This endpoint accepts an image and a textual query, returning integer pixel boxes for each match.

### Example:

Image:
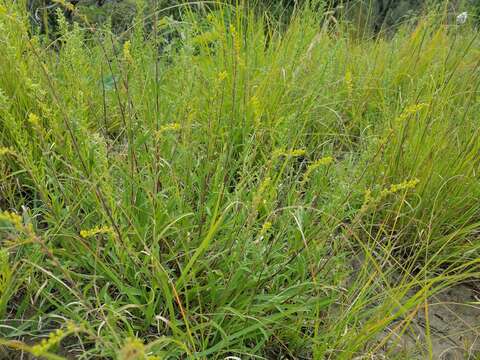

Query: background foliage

[1,0,479,359]
[27,0,480,36]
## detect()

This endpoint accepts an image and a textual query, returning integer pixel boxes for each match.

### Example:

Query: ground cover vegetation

[0,0,479,358]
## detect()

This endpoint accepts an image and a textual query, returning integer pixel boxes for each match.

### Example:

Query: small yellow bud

[156,123,181,137]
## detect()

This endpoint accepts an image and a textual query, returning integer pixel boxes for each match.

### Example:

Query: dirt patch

[383,283,480,359]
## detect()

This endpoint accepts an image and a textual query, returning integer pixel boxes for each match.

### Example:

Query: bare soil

[382,283,480,359]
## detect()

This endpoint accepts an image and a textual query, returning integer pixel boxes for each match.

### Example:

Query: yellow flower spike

[360,178,420,214]
[80,226,113,239]
[229,24,243,66]
[290,149,306,157]
[31,327,65,357]
[260,221,272,236]
[397,103,427,122]
[123,41,133,63]
[302,156,334,183]
[119,337,145,360]
[389,178,420,194]
[218,70,228,82]
[0,211,24,232]
[273,148,306,158]
[359,188,375,213]
[156,123,182,137]
[28,113,41,128]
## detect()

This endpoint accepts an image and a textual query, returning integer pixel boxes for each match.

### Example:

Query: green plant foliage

[0,0,479,358]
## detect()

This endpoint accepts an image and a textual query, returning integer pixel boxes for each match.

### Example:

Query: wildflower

[389,178,420,193]
[260,221,272,237]
[360,178,420,213]
[0,210,34,237]
[157,123,181,136]
[218,70,228,82]
[31,328,65,357]
[0,147,13,156]
[457,12,468,25]
[302,156,334,182]
[379,178,420,198]
[230,24,243,66]
[252,177,273,212]
[397,103,427,122]
[118,337,145,360]
[273,148,306,158]
[123,41,133,63]
[28,113,41,127]
[360,189,374,213]
[0,211,24,232]
[80,226,113,239]
[28,113,40,126]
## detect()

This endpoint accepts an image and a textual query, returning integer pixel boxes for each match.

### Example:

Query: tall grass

[0,0,479,358]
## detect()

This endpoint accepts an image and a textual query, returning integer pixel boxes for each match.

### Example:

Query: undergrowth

[0,0,479,359]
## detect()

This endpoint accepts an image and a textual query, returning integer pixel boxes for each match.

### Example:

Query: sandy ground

[381,283,480,359]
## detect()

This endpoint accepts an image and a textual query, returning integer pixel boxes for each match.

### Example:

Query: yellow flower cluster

[0,210,33,235]
[361,178,420,213]
[273,148,306,158]
[302,156,334,183]
[0,147,13,156]
[217,70,228,82]
[31,329,64,357]
[157,123,182,136]
[28,113,40,127]
[382,178,420,196]
[230,25,241,54]
[260,221,272,236]
[252,176,272,211]
[397,103,427,122]
[118,337,145,360]
[229,25,244,67]
[123,41,133,63]
[80,226,113,239]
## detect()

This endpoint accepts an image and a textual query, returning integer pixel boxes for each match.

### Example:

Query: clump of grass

[0,0,479,358]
